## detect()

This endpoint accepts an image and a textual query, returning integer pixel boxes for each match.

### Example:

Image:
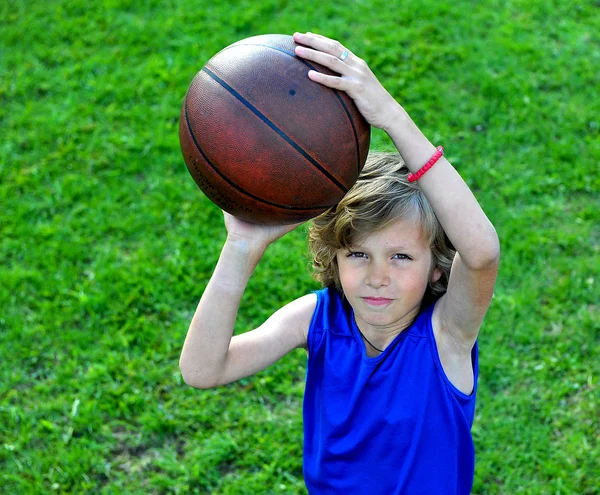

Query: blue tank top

[303,287,478,495]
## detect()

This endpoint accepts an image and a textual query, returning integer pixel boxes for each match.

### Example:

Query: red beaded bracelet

[407,146,444,183]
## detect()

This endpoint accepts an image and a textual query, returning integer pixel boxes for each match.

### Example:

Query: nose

[365,260,390,288]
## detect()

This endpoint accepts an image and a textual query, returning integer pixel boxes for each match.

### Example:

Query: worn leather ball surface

[179,34,371,225]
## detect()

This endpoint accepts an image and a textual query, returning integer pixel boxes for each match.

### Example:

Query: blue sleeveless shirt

[303,287,478,494]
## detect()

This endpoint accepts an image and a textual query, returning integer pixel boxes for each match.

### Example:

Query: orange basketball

[179,34,371,225]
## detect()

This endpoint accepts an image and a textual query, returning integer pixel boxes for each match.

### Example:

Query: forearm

[385,105,500,268]
[179,238,265,388]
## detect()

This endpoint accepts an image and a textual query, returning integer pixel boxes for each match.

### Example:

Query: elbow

[179,360,219,390]
[466,229,501,271]
[479,241,501,270]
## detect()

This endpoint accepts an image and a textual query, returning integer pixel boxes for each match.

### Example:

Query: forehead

[353,217,430,251]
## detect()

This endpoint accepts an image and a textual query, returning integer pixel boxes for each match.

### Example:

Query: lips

[362,297,393,306]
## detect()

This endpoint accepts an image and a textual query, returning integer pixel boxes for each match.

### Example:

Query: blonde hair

[308,152,455,304]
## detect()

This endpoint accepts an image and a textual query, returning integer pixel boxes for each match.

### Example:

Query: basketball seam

[183,92,336,211]
[216,42,363,175]
[202,65,348,193]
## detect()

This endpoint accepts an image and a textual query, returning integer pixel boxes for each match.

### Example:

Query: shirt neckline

[350,311,417,364]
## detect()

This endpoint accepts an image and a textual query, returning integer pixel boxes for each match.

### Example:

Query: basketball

[179,34,371,225]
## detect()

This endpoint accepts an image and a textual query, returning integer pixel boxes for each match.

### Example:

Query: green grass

[1,0,598,493]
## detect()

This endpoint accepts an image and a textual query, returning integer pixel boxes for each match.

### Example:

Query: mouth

[362,297,393,307]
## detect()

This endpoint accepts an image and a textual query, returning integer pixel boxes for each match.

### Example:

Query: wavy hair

[308,152,455,305]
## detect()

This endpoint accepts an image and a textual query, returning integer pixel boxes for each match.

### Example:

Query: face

[336,217,442,335]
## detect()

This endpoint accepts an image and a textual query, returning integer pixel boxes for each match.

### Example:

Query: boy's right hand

[223,212,302,253]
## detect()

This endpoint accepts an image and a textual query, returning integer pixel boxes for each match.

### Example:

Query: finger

[293,32,351,60]
[295,45,351,74]
[307,69,350,91]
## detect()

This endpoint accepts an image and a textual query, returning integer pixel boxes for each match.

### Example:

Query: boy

[180,32,500,494]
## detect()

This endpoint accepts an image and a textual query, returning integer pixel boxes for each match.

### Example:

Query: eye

[392,253,412,260]
[347,251,367,259]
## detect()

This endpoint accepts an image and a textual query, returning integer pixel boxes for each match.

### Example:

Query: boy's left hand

[293,31,400,132]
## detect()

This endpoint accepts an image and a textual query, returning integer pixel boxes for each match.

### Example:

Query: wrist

[383,107,439,169]
[212,239,265,292]
[381,103,410,136]
[224,235,268,261]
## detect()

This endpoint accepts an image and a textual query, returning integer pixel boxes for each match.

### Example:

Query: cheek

[403,266,432,292]
[337,262,360,291]
[338,265,353,287]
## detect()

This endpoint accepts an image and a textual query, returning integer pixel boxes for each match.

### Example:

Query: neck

[353,305,422,353]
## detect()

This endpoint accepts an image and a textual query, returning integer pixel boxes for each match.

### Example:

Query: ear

[430,266,443,284]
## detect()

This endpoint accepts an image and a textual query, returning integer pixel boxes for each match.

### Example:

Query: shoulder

[301,287,355,351]
[283,291,318,312]
[268,292,317,347]
[309,286,350,327]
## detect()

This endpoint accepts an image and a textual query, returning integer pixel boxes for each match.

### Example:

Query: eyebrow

[347,244,412,252]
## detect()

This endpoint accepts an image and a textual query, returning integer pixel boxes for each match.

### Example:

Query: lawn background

[1,0,598,493]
